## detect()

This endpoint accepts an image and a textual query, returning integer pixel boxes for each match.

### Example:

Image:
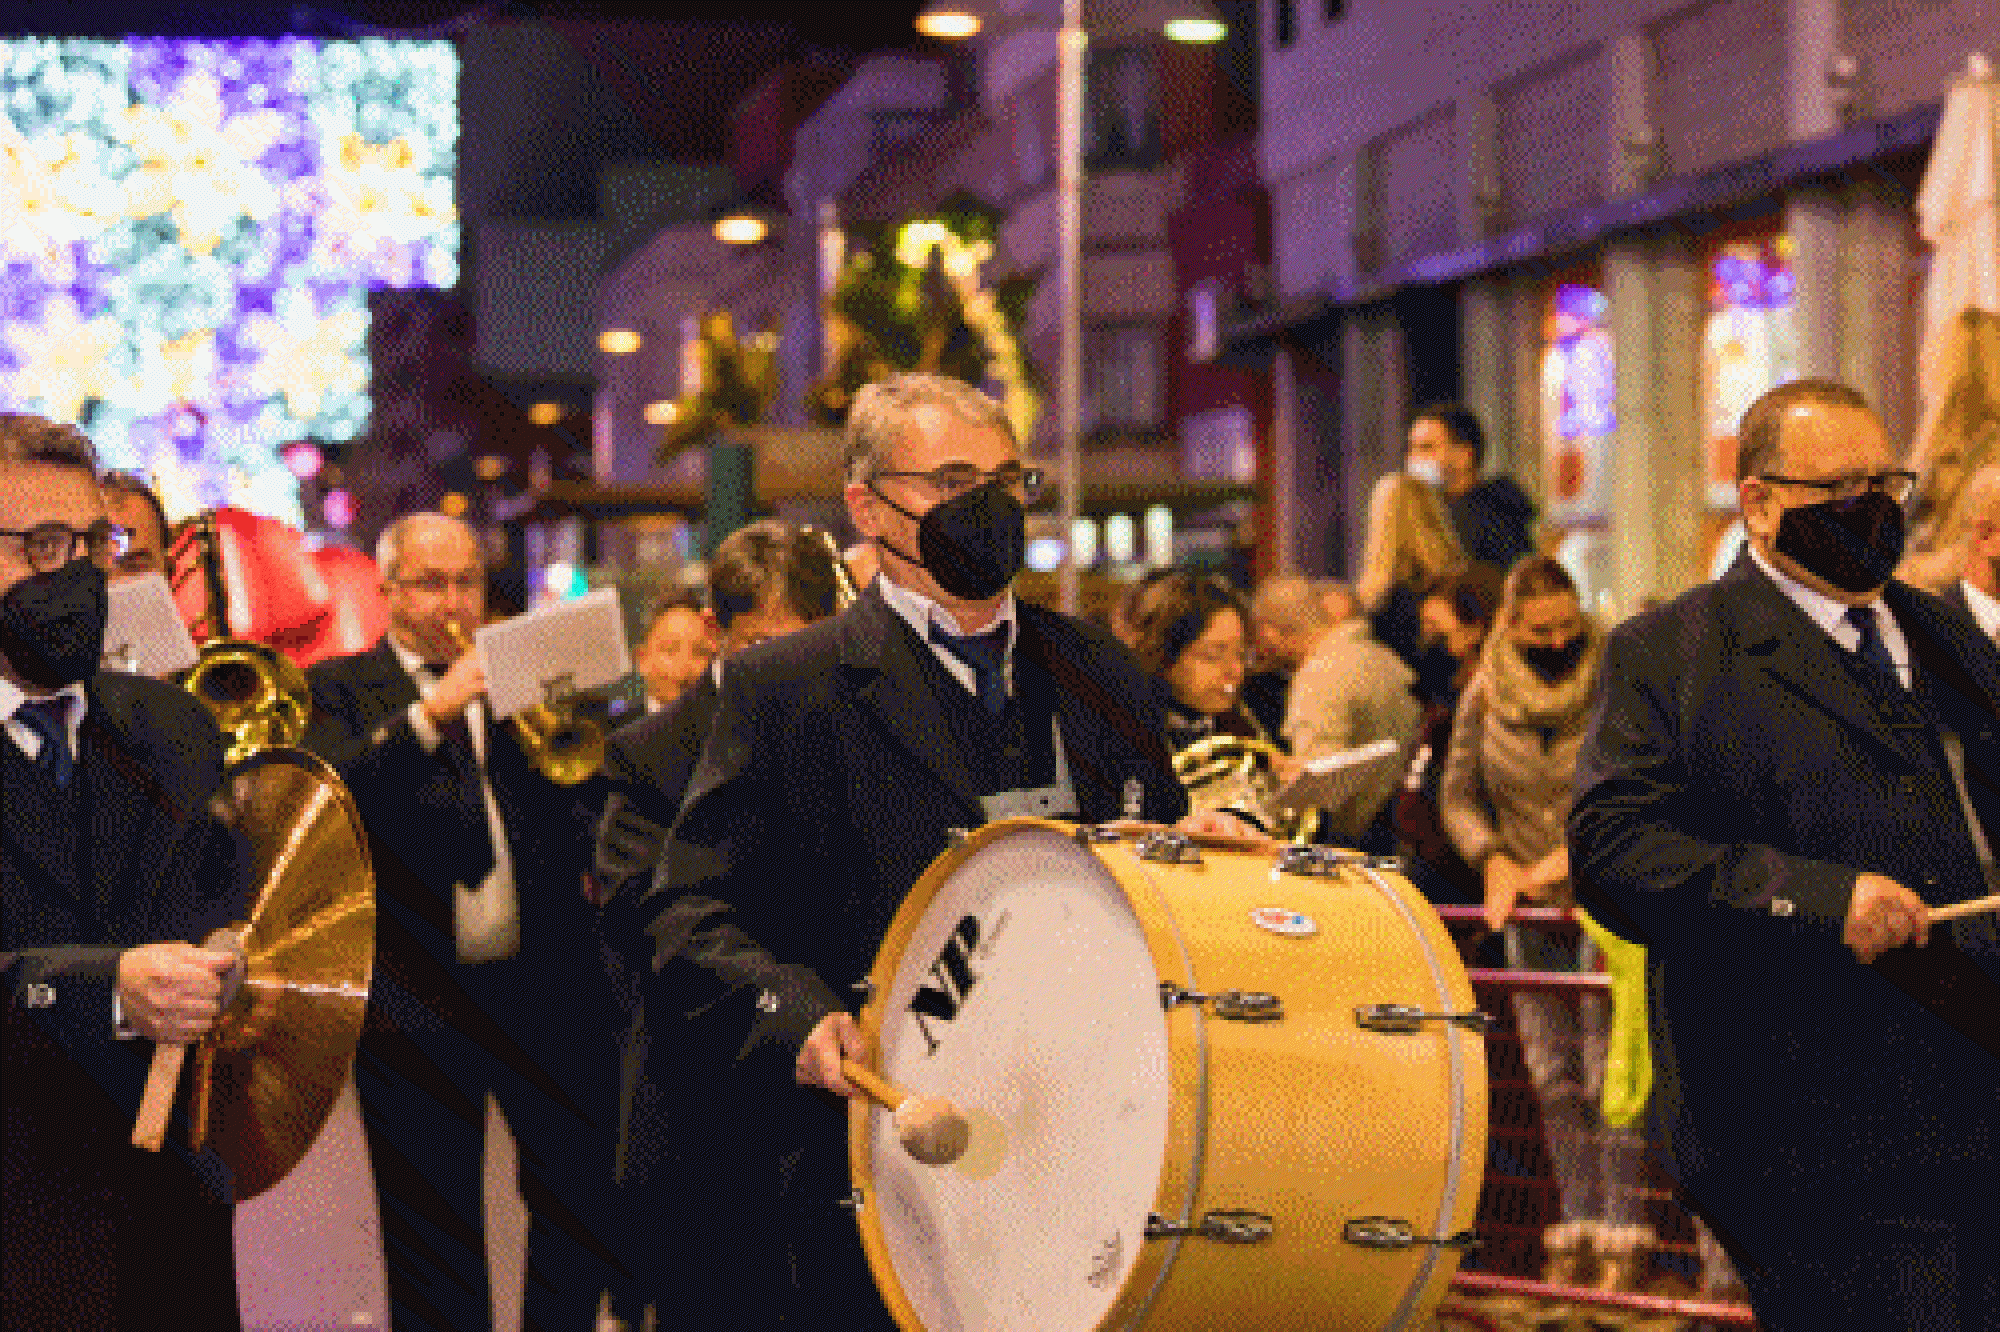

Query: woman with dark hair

[1440,555,1649,1292]
[1127,570,1294,836]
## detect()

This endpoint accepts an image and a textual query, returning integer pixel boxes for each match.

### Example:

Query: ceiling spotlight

[598,329,642,355]
[528,401,564,425]
[1163,17,1227,41]
[714,212,769,246]
[474,454,510,481]
[643,400,680,425]
[915,7,981,38]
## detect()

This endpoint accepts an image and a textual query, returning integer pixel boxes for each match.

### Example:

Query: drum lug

[1342,1217,1480,1252]
[1135,830,1203,865]
[1354,1003,1494,1034]
[1276,845,1405,877]
[1075,823,1124,845]
[850,978,876,1000]
[837,1188,865,1212]
[946,827,971,848]
[1160,982,1285,1022]
[1145,1209,1274,1245]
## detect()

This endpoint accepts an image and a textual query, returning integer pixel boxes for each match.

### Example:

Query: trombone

[443,620,606,786]
[170,511,313,764]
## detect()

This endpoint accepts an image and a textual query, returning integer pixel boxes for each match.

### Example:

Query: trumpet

[443,621,605,786]
[171,511,313,765]
[804,524,860,610]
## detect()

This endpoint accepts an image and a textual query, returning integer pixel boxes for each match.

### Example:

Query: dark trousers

[354,968,631,1332]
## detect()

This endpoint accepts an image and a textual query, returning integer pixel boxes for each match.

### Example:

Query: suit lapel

[840,586,987,822]
[1725,556,1933,769]
[75,690,175,934]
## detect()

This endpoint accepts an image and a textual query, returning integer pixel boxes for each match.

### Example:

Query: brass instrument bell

[444,620,606,786]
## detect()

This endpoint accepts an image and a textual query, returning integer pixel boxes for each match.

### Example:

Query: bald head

[378,512,486,661]
[1250,575,1336,673]
[1955,464,2000,599]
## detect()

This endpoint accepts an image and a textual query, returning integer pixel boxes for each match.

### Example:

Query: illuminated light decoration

[713,212,768,246]
[282,440,323,478]
[1162,17,1228,41]
[438,490,468,517]
[598,328,642,355]
[0,36,460,526]
[1539,281,1615,522]
[1070,517,1100,568]
[1702,236,1798,507]
[889,219,1038,445]
[473,453,509,481]
[321,486,354,528]
[1102,512,1136,565]
[528,401,565,426]
[642,399,679,425]
[540,559,588,602]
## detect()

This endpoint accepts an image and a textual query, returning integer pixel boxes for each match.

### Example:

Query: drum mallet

[841,1061,971,1167]
[1929,892,2000,923]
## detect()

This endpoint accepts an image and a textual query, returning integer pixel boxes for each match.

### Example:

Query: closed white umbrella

[1911,52,1999,532]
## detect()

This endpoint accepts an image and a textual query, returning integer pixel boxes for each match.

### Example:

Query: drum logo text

[910,915,982,1056]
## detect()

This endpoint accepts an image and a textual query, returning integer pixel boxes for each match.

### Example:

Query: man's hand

[1483,853,1530,931]
[796,1011,868,1099]
[1843,872,1932,963]
[116,942,238,1043]
[1526,847,1570,892]
[1173,809,1268,844]
[422,646,486,725]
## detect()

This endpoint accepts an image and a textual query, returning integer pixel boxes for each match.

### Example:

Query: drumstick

[840,1060,971,1167]
[132,1042,188,1151]
[1929,892,2000,923]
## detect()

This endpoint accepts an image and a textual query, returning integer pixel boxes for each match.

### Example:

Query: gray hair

[375,512,476,579]
[843,373,1016,484]
[1249,574,1332,636]
[0,413,98,476]
[1736,378,1874,482]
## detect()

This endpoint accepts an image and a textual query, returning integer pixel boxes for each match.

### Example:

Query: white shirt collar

[387,633,437,695]
[1747,540,1909,685]
[1961,579,2000,643]
[1,676,90,763]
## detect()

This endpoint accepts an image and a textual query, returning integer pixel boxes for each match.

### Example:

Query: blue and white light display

[1,37,457,523]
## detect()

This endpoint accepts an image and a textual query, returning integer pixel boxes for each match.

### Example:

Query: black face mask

[871,481,1026,602]
[0,556,109,689]
[1773,490,1906,596]
[1519,635,1586,683]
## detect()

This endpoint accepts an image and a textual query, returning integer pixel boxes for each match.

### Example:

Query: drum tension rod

[1341,1217,1480,1252]
[1353,1003,1494,1033]
[1277,846,1406,876]
[1145,1210,1275,1245]
[1134,830,1204,865]
[1160,981,1285,1022]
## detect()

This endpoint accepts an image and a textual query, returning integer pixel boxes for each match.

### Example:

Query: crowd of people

[3,370,1997,1332]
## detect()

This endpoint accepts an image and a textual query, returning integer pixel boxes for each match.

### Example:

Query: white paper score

[102,572,201,677]
[475,587,632,719]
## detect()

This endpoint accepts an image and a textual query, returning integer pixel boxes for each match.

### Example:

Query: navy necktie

[931,622,1010,716]
[1845,605,1899,683]
[15,696,74,789]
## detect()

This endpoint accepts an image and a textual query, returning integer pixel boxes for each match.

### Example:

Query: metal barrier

[1431,905,1761,1330]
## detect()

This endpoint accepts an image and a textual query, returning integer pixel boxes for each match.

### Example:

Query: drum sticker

[1250,906,1318,937]
[1087,1233,1125,1289]
[909,914,982,1056]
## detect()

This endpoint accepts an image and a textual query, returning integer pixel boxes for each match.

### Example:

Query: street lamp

[916,0,1226,612]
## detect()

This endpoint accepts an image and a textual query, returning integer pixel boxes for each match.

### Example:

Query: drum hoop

[848,816,1211,1332]
[1354,863,1486,1332]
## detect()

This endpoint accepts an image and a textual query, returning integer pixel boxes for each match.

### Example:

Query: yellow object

[851,820,1487,1330]
[1575,908,1653,1129]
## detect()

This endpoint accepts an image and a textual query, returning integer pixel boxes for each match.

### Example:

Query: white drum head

[867,826,1174,1331]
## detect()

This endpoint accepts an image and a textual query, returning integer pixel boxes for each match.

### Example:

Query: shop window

[1085,326,1162,431]
[1701,234,1797,508]
[1086,45,1161,169]
[1539,280,1615,526]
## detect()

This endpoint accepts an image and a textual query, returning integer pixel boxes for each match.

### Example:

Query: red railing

[1431,904,1761,1329]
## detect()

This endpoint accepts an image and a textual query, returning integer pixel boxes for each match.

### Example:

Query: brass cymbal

[191,747,376,1202]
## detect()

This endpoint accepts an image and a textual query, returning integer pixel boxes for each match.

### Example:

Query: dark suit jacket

[1569,554,2000,1233]
[303,636,616,1123]
[633,585,1185,1321]
[2,672,247,1330]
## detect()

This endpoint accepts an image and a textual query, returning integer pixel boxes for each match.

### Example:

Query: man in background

[304,511,629,1331]
[2,413,245,1330]
[1939,463,2000,641]
[632,587,714,714]
[99,471,171,582]
[1406,403,1537,570]
[592,519,842,1330]
[1246,574,1352,740]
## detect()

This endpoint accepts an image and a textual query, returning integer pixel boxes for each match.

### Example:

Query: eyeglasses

[1756,470,1918,504]
[870,462,1045,503]
[390,572,485,596]
[2,519,131,573]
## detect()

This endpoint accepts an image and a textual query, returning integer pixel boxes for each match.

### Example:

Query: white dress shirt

[1748,542,1910,689]
[1961,579,2000,643]
[876,574,1019,700]
[1,677,87,763]
[389,635,519,962]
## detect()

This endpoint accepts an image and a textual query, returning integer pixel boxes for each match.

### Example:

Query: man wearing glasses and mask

[1,413,247,1330]
[628,373,1214,1329]
[1570,379,2000,1330]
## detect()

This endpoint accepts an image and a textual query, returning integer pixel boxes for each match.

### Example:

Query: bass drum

[849,818,1488,1331]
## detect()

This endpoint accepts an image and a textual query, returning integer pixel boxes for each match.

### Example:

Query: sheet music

[102,572,201,677]
[475,587,631,719]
